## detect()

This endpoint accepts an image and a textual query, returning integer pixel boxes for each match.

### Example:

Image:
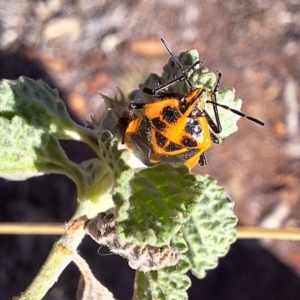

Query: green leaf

[182,175,237,279]
[113,163,203,246]
[133,256,191,300]
[91,90,130,137]
[73,131,131,210]
[0,117,47,180]
[0,116,85,182]
[0,77,81,140]
[98,131,131,179]
[182,64,243,139]
[79,159,114,208]
[0,77,88,183]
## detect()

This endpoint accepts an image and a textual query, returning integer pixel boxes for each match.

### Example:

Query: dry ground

[1,1,300,299]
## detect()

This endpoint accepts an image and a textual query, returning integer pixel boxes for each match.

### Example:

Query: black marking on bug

[162,148,199,165]
[181,136,197,147]
[152,117,166,131]
[179,98,188,114]
[165,142,184,152]
[189,109,204,118]
[130,117,153,166]
[184,119,202,136]
[162,106,180,124]
[155,131,168,148]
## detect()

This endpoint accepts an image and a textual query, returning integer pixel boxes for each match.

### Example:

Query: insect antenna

[161,38,202,78]
[148,38,201,95]
[206,100,265,126]
[161,38,185,75]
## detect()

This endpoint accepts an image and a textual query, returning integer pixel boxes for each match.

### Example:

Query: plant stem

[13,219,86,300]
[74,125,101,155]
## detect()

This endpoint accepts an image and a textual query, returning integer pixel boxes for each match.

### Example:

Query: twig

[2,223,300,241]
[0,223,64,235]
[236,226,300,240]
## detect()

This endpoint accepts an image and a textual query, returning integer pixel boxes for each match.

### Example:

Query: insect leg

[199,152,208,166]
[128,103,146,110]
[203,110,220,135]
[210,132,221,144]
[210,72,222,134]
[143,88,185,100]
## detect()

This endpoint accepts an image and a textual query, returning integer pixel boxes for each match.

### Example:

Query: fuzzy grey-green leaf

[98,131,131,179]
[0,117,47,180]
[0,77,80,140]
[113,163,203,246]
[0,116,83,181]
[95,90,130,136]
[0,77,88,182]
[182,175,237,279]
[133,256,191,300]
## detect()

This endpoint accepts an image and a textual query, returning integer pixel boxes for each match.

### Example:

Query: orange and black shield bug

[124,39,264,169]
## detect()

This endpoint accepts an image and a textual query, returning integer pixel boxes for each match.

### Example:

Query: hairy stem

[13,219,86,300]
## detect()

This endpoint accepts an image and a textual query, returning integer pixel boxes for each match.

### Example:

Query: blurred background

[1,0,300,299]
